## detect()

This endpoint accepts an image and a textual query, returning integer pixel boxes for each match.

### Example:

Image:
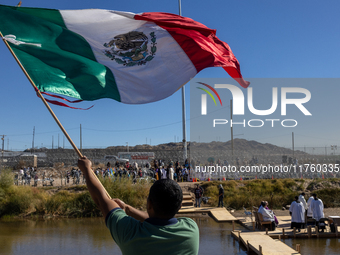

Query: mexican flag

[0,4,249,104]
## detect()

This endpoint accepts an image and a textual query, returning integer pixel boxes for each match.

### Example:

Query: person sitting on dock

[258,201,276,230]
[289,196,305,232]
[78,157,199,255]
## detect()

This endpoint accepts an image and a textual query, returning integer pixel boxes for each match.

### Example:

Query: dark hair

[260,201,266,207]
[301,192,305,196]
[295,196,299,200]
[148,179,183,218]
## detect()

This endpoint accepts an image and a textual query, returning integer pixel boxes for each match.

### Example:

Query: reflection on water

[283,238,340,255]
[1,216,339,255]
[0,216,247,255]
[0,218,120,255]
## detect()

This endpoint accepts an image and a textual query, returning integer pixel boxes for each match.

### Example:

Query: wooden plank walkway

[210,207,237,222]
[178,206,237,222]
[232,231,300,255]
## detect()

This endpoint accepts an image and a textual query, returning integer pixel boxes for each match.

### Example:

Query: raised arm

[114,199,149,222]
[78,157,119,218]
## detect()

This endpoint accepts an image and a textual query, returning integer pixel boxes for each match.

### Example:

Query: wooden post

[253,221,255,231]
[0,31,111,200]
[336,224,338,237]
[266,228,268,235]
[296,244,300,253]
[238,231,241,241]
[233,221,235,231]
[293,227,296,238]
[316,226,319,238]
[259,245,263,255]
[282,228,285,238]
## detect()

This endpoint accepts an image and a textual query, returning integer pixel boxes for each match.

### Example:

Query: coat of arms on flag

[103,31,157,66]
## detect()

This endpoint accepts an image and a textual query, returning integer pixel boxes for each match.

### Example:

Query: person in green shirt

[78,157,199,255]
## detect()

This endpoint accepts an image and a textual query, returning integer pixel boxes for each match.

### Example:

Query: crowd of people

[90,159,192,183]
[14,166,39,186]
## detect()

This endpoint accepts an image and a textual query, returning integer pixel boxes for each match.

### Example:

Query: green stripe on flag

[0,5,121,102]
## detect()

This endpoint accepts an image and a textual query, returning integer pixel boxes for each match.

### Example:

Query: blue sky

[0,0,339,151]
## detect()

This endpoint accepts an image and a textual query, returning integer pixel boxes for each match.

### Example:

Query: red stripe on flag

[43,98,94,110]
[34,87,94,110]
[135,12,250,88]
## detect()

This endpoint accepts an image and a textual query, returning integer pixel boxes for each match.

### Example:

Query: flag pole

[0,31,111,199]
[178,0,188,163]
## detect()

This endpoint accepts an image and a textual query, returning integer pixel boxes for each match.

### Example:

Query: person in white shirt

[161,167,167,179]
[169,167,174,180]
[311,193,324,221]
[298,192,308,211]
[307,195,314,218]
[258,201,276,230]
[290,196,305,231]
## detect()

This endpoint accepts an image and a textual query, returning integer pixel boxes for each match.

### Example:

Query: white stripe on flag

[61,9,196,104]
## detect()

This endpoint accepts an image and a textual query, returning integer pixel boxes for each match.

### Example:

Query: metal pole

[231,99,234,161]
[292,132,294,158]
[178,0,187,162]
[80,124,82,154]
[1,135,5,169]
[32,126,35,154]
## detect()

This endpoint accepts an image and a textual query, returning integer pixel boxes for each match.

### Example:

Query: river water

[0,217,338,255]
[0,216,247,255]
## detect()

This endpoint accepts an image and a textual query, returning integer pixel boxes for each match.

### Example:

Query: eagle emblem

[103,31,157,66]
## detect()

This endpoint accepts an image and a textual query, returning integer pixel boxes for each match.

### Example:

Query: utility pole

[178,0,187,162]
[52,135,54,149]
[63,136,65,149]
[1,135,6,169]
[230,99,234,161]
[292,132,295,158]
[58,133,60,149]
[32,126,35,154]
[80,124,82,154]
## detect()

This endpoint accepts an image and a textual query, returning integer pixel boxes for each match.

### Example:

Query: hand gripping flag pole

[0,30,112,199]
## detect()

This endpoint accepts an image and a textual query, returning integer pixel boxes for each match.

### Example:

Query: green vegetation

[0,170,151,218]
[200,179,340,210]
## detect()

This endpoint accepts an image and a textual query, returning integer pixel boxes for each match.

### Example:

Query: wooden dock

[178,206,237,222]
[210,207,237,222]
[232,231,301,255]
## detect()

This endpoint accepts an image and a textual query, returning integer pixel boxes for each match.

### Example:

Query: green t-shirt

[106,208,199,255]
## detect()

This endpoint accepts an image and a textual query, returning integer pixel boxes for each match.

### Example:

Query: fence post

[296,244,300,253]
[316,226,319,238]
